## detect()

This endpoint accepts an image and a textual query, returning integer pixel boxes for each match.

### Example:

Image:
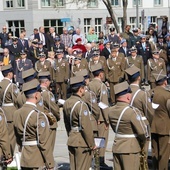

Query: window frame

[84,18,91,35]
[95,18,102,36]
[41,0,52,7]
[133,0,142,6]
[111,0,120,7]
[154,0,162,6]
[87,0,98,8]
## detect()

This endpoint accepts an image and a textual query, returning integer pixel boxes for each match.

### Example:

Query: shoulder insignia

[0,115,2,121]
[84,110,88,116]
[51,97,55,102]
[41,121,46,127]
[136,115,141,120]
[102,90,106,95]
[92,98,96,103]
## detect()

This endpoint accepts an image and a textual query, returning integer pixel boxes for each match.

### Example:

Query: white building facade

[0,0,170,37]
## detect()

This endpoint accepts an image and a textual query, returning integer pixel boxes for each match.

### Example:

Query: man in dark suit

[34,26,50,50]
[15,50,33,89]
[0,48,16,75]
[108,27,120,44]
[0,26,8,48]
[27,39,39,67]
[18,32,29,52]
[8,37,22,60]
[53,37,65,54]
[100,40,111,59]
[119,39,131,57]
[136,35,152,85]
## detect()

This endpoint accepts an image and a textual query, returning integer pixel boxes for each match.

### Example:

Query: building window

[84,18,91,35]
[154,0,162,6]
[44,19,63,35]
[7,20,25,37]
[87,0,97,8]
[16,0,25,8]
[41,0,51,7]
[130,17,136,29]
[95,18,102,35]
[5,0,13,8]
[118,17,123,32]
[111,0,119,6]
[56,0,64,7]
[133,0,142,6]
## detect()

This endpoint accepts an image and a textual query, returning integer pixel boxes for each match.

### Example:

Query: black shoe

[110,103,115,107]
[145,82,149,86]
[100,163,113,170]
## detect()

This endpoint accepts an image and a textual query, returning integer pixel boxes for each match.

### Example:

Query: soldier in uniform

[17,68,37,108]
[0,64,19,156]
[147,49,166,89]
[37,41,48,57]
[125,46,144,84]
[0,107,12,168]
[150,70,170,170]
[125,66,154,160]
[75,69,100,169]
[155,35,168,64]
[38,71,60,153]
[14,79,55,169]
[109,81,149,170]
[106,48,125,105]
[71,50,88,77]
[52,49,69,99]
[88,63,111,169]
[88,49,107,82]
[136,35,152,85]
[130,28,141,47]
[63,76,96,170]
[35,52,52,74]
[15,50,33,89]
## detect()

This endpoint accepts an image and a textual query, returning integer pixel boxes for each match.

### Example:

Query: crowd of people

[0,23,169,170]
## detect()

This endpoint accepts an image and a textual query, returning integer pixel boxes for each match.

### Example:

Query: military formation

[0,24,170,170]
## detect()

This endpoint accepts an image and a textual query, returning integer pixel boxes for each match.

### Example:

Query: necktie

[3,56,9,65]
[142,43,145,51]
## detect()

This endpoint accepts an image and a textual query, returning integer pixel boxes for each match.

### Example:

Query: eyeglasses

[3,28,7,30]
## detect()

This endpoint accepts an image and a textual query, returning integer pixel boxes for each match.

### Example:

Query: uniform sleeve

[64,61,70,80]
[140,58,144,80]
[38,113,54,168]
[0,113,12,159]
[80,103,95,148]
[142,91,154,125]
[100,84,109,123]
[82,92,100,121]
[147,60,151,82]
[12,84,19,108]
[166,99,170,117]
[130,109,147,142]
[63,103,71,136]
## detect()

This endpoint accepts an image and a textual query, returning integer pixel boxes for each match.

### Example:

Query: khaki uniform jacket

[0,78,18,121]
[0,109,11,159]
[130,84,154,125]
[63,94,95,148]
[88,56,107,81]
[82,86,100,131]
[147,58,166,83]
[35,60,51,73]
[53,59,69,83]
[71,58,88,77]
[126,55,144,80]
[150,86,170,135]
[88,78,109,123]
[14,103,54,168]
[106,56,125,83]
[109,102,148,153]
[41,86,60,128]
